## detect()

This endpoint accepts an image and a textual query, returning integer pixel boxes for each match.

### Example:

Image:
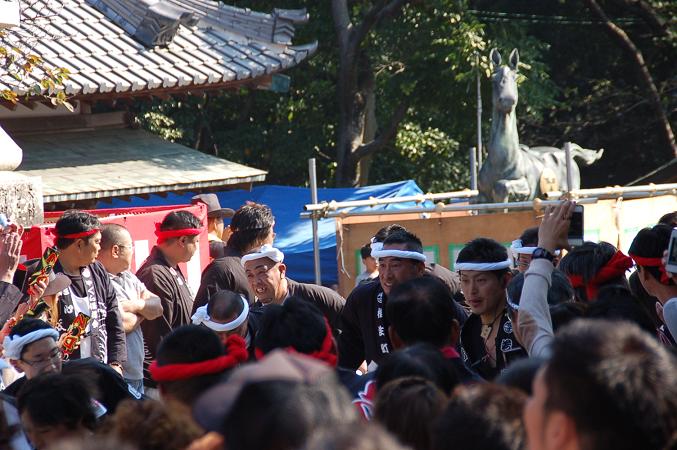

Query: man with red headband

[559,240,633,302]
[49,210,126,371]
[136,210,202,393]
[629,224,677,343]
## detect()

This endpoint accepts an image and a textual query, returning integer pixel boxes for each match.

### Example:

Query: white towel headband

[3,329,60,360]
[510,240,560,257]
[191,296,249,332]
[455,258,512,271]
[241,244,284,266]
[372,248,427,263]
[370,241,384,257]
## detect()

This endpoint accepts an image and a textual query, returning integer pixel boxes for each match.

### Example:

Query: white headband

[241,244,284,266]
[191,297,249,332]
[370,241,383,257]
[510,240,561,257]
[455,258,512,271]
[3,329,60,360]
[372,248,427,263]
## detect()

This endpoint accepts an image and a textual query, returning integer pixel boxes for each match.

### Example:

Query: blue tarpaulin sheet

[99,180,429,284]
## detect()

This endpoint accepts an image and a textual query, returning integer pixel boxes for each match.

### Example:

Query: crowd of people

[0,195,675,450]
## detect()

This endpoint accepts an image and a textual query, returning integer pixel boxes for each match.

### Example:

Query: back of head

[544,319,677,450]
[99,223,128,250]
[375,343,459,395]
[659,211,677,227]
[382,229,423,253]
[374,377,447,450]
[360,244,372,260]
[304,422,409,450]
[17,373,97,432]
[586,285,656,337]
[496,357,547,395]
[227,202,274,254]
[431,383,527,450]
[456,237,509,278]
[387,277,460,348]
[159,211,201,232]
[558,241,628,301]
[155,325,225,405]
[629,224,675,286]
[507,269,574,306]
[102,399,202,450]
[549,301,587,331]
[256,296,328,355]
[55,210,101,249]
[224,377,357,450]
[207,290,246,322]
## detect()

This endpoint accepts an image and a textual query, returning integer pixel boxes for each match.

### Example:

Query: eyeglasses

[21,348,62,367]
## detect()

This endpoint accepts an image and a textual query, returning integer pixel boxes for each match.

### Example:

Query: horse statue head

[490,48,519,114]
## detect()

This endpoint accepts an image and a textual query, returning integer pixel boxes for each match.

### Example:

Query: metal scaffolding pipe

[301,197,599,220]
[304,190,479,212]
[545,183,677,199]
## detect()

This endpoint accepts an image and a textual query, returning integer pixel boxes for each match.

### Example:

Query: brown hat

[191,194,235,219]
[192,350,335,433]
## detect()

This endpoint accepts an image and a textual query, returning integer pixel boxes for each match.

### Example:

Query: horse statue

[478,48,603,203]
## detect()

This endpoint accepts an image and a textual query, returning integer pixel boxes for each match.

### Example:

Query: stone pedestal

[0,172,44,226]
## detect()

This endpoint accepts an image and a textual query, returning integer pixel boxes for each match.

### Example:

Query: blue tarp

[99,180,430,284]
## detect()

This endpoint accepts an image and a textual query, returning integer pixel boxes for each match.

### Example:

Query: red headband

[629,254,670,284]
[568,250,633,301]
[154,223,201,244]
[149,334,248,383]
[440,346,460,359]
[49,228,100,239]
[255,319,337,367]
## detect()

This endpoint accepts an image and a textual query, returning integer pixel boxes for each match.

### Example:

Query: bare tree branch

[612,0,672,38]
[351,100,409,163]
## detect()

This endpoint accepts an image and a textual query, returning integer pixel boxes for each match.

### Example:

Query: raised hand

[0,232,23,283]
[538,201,576,253]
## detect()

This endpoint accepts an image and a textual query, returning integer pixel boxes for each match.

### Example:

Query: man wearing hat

[191,193,235,260]
[242,244,345,334]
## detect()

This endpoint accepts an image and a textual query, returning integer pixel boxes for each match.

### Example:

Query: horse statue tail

[570,143,604,166]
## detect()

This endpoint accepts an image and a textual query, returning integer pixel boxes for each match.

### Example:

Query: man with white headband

[456,237,527,380]
[3,318,139,409]
[192,289,263,358]
[339,230,431,370]
[241,244,345,334]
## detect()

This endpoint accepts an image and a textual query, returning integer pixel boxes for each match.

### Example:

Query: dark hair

[518,226,539,247]
[17,374,97,432]
[256,296,327,354]
[9,318,54,358]
[387,277,461,348]
[54,210,101,249]
[227,202,274,254]
[155,325,225,405]
[507,269,574,306]
[558,241,626,301]
[373,224,407,243]
[431,384,527,450]
[360,244,372,260]
[374,377,447,450]
[375,343,459,395]
[629,224,674,286]
[495,357,547,396]
[544,319,677,450]
[658,211,677,227]
[101,399,202,450]
[456,237,509,279]
[628,271,661,328]
[223,378,357,450]
[382,230,423,253]
[159,211,201,233]
[207,290,246,323]
[549,302,587,331]
[100,223,129,250]
[586,285,656,337]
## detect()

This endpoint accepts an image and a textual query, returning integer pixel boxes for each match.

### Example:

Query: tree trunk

[358,83,377,185]
[584,0,676,159]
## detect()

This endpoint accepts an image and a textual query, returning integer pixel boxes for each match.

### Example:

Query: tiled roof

[1,0,316,97]
[14,127,267,203]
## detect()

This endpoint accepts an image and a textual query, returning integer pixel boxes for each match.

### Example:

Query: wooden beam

[0,111,130,135]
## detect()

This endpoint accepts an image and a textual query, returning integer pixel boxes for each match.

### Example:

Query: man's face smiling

[377,243,425,295]
[244,257,285,304]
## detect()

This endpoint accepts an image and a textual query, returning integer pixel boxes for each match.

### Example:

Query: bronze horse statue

[478,48,603,203]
